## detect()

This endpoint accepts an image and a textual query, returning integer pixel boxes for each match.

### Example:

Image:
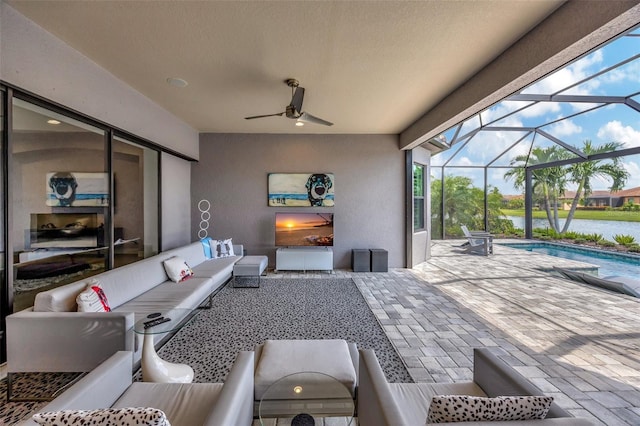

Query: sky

[432,27,640,196]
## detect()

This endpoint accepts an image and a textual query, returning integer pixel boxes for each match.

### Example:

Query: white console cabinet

[276,247,333,272]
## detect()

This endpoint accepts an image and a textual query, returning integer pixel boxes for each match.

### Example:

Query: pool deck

[347,239,640,425]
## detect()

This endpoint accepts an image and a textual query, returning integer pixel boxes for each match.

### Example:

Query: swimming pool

[499,242,640,279]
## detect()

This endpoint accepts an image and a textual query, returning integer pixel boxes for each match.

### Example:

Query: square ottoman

[233,255,268,288]
[254,339,358,400]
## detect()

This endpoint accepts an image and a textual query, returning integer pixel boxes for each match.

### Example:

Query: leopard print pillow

[32,407,171,426]
[426,395,554,423]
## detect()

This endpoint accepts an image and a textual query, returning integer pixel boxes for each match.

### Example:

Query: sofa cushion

[76,281,111,312]
[389,382,487,425]
[426,395,554,424]
[163,256,194,283]
[113,382,223,426]
[214,238,235,258]
[200,238,214,259]
[163,242,209,268]
[32,407,171,426]
[97,257,169,309]
[113,277,214,320]
[33,280,89,312]
[254,339,357,399]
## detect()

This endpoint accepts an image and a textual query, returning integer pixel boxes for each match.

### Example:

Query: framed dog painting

[268,173,335,207]
[46,172,109,207]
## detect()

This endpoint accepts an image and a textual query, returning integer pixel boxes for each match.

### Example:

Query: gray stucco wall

[193,133,405,269]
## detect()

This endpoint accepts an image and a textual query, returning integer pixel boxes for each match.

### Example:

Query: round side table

[259,371,355,426]
[133,308,195,383]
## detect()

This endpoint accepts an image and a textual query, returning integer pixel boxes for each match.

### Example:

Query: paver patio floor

[346,240,640,425]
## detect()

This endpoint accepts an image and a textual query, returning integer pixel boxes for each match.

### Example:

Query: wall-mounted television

[275,213,334,247]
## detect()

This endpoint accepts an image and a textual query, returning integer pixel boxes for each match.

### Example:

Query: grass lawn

[502,209,640,223]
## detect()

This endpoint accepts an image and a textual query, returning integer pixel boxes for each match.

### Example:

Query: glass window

[413,164,425,230]
[11,98,109,311]
[113,136,159,266]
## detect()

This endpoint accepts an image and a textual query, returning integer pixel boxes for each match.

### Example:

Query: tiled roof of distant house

[562,189,614,199]
[611,187,640,197]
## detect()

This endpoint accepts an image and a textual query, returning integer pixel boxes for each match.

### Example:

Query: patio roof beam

[537,130,588,158]
[441,129,480,167]
[626,98,640,113]
[588,145,640,161]
[508,94,627,103]
[485,126,536,132]
[549,52,640,96]
[539,103,606,129]
[486,131,533,167]
[449,123,463,146]
[482,101,536,128]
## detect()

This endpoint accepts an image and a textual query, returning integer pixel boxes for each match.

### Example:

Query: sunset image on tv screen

[275,213,334,246]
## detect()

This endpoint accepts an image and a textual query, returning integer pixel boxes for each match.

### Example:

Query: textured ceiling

[7,1,564,134]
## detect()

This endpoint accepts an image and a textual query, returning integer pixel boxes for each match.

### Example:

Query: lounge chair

[460,225,493,256]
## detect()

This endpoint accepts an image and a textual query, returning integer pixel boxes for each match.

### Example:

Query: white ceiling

[7,1,565,135]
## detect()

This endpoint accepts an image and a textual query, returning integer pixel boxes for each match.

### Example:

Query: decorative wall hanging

[268,173,335,207]
[198,199,211,239]
[46,172,109,207]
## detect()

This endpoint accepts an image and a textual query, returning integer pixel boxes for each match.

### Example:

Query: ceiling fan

[245,79,333,126]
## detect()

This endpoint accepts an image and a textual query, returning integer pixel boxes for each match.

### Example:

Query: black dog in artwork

[305,173,333,206]
[49,172,78,206]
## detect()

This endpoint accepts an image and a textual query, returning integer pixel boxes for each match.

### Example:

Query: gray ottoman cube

[233,255,268,288]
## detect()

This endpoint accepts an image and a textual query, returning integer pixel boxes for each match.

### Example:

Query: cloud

[525,50,604,95]
[545,119,583,137]
[597,120,640,147]
[481,101,529,124]
[622,159,640,189]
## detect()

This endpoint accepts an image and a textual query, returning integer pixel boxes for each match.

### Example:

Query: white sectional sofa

[6,241,243,394]
[21,350,255,426]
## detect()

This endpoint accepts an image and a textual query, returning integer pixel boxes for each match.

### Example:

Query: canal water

[506,216,640,242]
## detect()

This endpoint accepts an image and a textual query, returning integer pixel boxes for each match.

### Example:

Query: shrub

[574,238,587,244]
[538,235,551,241]
[562,231,581,240]
[628,245,640,253]
[585,233,604,243]
[614,234,636,246]
[599,240,616,247]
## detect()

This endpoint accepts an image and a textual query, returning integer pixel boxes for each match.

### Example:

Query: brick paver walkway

[348,240,640,425]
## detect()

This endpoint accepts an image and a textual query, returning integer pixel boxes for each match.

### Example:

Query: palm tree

[561,140,628,233]
[504,141,629,234]
[504,146,571,233]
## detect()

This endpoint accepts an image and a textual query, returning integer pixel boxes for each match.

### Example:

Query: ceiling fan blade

[298,112,333,126]
[290,86,305,113]
[244,112,285,120]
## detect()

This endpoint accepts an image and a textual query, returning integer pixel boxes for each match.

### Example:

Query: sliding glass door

[113,136,159,266]
[11,98,109,311]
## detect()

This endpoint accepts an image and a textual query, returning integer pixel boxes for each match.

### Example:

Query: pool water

[500,242,640,279]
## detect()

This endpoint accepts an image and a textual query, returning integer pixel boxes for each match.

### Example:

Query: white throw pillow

[426,394,554,423]
[32,407,171,426]
[163,256,194,282]
[214,238,234,258]
[76,280,111,312]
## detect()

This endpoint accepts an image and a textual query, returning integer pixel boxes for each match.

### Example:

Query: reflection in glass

[413,164,425,230]
[11,99,108,311]
[113,137,159,267]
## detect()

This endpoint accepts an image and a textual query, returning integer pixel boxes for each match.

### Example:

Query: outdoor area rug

[0,372,81,425]
[156,278,413,383]
[1,278,411,425]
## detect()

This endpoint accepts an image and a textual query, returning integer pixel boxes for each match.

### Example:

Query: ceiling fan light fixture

[166,77,188,88]
[295,121,304,127]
